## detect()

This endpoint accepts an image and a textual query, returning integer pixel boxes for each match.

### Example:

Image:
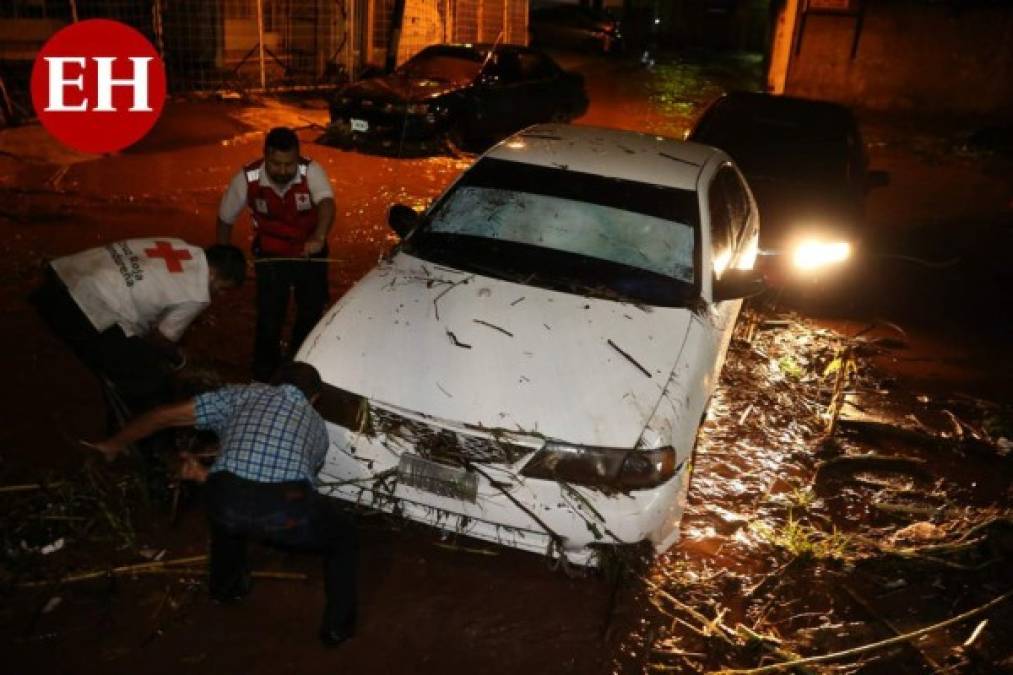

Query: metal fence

[0,0,527,122]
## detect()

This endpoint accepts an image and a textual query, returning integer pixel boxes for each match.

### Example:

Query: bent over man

[217,127,336,381]
[31,238,246,414]
[91,362,357,647]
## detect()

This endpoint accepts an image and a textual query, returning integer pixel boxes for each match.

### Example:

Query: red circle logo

[31,19,166,154]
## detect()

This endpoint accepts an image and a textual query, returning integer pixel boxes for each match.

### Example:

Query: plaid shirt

[195,384,329,484]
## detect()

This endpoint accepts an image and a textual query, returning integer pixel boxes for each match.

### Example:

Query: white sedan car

[299,124,761,566]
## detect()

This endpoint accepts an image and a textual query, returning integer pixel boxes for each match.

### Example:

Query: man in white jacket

[32,238,246,414]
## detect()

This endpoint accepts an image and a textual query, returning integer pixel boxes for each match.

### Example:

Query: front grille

[370,406,530,466]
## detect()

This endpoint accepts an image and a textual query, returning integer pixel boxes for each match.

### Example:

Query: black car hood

[342,74,464,103]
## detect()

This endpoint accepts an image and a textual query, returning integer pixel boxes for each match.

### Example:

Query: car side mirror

[713,268,766,302]
[866,169,890,191]
[388,204,419,239]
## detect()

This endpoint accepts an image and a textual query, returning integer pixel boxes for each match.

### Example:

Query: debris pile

[628,307,1012,674]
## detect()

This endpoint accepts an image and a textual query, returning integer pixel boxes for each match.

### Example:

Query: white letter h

[93,57,153,112]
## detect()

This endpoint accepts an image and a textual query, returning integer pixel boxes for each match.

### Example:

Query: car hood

[300,253,695,448]
[342,75,463,103]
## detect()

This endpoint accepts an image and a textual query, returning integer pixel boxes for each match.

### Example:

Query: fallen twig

[841,584,942,671]
[711,589,1013,674]
[962,619,987,648]
[17,555,208,587]
[607,339,652,378]
[472,318,514,337]
[0,482,68,494]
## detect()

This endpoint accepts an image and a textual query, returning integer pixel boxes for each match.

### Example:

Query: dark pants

[252,249,329,382]
[30,267,172,415]
[205,471,357,631]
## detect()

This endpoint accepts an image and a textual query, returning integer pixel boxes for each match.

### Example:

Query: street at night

[1,2,1012,674]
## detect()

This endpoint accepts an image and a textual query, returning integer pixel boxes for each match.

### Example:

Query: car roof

[485,124,721,191]
[698,91,856,138]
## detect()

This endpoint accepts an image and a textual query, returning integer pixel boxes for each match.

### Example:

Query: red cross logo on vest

[144,241,192,273]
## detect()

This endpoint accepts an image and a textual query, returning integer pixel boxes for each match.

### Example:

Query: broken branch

[712,589,1013,674]
[607,339,651,378]
[18,555,208,587]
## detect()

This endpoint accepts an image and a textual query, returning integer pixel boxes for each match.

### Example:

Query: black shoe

[318,625,353,648]
[319,611,355,647]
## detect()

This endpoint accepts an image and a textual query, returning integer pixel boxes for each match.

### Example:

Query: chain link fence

[0,0,527,124]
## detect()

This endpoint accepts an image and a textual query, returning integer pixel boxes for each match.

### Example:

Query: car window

[719,167,750,244]
[405,158,701,305]
[484,52,523,84]
[708,173,733,276]
[430,187,695,283]
[397,51,483,84]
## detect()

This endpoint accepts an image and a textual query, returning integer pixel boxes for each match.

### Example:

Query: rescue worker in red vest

[216,127,336,381]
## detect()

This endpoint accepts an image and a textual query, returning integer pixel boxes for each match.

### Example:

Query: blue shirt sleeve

[194,387,241,434]
[309,414,330,472]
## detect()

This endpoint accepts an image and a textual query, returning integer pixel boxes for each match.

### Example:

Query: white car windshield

[430,187,695,284]
[404,158,700,306]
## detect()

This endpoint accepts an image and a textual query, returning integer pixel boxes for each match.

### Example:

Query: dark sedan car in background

[529,3,622,53]
[327,44,588,153]
[689,91,888,280]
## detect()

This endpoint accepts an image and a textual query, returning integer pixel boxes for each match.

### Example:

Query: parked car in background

[688,91,888,279]
[299,124,762,566]
[326,44,587,153]
[530,3,622,53]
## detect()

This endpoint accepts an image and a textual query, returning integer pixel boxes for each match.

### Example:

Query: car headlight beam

[791,240,851,270]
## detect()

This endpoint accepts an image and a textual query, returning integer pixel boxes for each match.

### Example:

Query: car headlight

[406,102,430,115]
[791,239,852,270]
[520,442,676,490]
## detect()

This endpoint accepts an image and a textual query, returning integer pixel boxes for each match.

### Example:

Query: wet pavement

[1,50,1011,674]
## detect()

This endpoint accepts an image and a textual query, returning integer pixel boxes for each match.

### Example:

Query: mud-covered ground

[1,52,1011,674]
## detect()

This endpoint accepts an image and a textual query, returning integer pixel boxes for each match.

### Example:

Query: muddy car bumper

[317,421,692,566]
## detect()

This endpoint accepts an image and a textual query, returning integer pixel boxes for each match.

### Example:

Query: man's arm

[303,162,336,256]
[303,197,335,256]
[216,217,233,246]
[86,399,196,462]
[217,171,248,245]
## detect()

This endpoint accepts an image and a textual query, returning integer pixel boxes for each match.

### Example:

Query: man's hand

[81,439,129,463]
[179,452,210,483]
[302,236,325,257]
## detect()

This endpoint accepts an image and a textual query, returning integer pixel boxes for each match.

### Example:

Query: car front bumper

[327,107,451,148]
[317,419,692,566]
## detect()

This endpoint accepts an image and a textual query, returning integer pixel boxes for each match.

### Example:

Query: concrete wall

[786,3,1013,119]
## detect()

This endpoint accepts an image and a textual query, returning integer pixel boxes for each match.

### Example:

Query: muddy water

[3,51,1011,674]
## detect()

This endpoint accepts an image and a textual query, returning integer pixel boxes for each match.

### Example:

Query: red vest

[245,158,318,257]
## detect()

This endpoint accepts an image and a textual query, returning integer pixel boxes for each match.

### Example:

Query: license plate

[350,117,368,132]
[398,453,478,503]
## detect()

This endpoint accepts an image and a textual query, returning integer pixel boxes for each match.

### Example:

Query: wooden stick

[711,589,1013,674]
[17,555,208,587]
[128,568,308,581]
[841,584,942,671]
[0,481,67,494]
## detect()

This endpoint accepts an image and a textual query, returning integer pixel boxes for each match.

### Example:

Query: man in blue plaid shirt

[91,362,357,647]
